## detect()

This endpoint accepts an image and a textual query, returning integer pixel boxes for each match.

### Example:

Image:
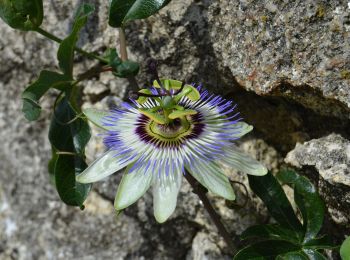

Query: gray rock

[207,1,350,117]
[285,134,350,226]
[286,133,350,186]
[186,232,230,260]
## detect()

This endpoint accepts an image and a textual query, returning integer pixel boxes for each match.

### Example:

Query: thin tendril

[53,92,83,125]
[228,181,249,209]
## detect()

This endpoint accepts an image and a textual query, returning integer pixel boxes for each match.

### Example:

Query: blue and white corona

[77,79,267,223]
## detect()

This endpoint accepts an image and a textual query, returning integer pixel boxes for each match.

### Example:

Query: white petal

[76,150,130,183]
[83,108,111,130]
[233,122,253,138]
[221,146,268,176]
[114,164,153,210]
[185,161,235,200]
[153,171,183,223]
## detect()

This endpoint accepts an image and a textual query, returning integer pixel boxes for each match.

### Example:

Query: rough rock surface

[286,133,350,187]
[285,134,350,227]
[1,0,350,259]
[209,0,350,117]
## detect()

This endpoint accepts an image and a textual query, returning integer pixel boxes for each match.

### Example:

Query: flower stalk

[118,27,128,61]
[184,170,237,254]
[118,27,140,91]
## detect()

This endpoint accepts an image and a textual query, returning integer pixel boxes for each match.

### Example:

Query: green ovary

[146,117,193,145]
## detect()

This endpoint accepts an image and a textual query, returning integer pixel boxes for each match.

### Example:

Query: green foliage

[0,0,43,30]
[49,97,91,207]
[248,171,303,235]
[57,4,94,78]
[108,48,122,67]
[21,71,71,121]
[341,237,350,260]
[21,4,94,122]
[235,240,301,259]
[46,4,95,207]
[234,170,338,259]
[109,0,171,27]
[19,3,95,207]
[113,60,140,77]
[107,48,140,77]
[278,169,325,243]
[240,224,300,243]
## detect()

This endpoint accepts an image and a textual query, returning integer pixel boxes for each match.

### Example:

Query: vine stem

[118,27,128,61]
[72,65,113,87]
[35,27,107,63]
[118,27,140,91]
[184,170,237,254]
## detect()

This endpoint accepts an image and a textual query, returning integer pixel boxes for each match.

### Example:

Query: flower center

[148,117,191,140]
[135,113,204,148]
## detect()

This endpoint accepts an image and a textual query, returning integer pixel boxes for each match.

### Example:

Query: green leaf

[21,70,70,121]
[57,4,94,77]
[303,236,338,250]
[248,173,303,238]
[49,98,91,154]
[277,250,327,260]
[54,155,91,206]
[108,0,171,27]
[278,250,327,260]
[49,100,73,150]
[277,169,325,243]
[48,146,58,185]
[113,60,140,78]
[241,224,300,243]
[0,0,43,30]
[341,236,350,260]
[303,249,328,260]
[276,251,309,260]
[22,99,41,121]
[108,48,122,68]
[49,97,91,207]
[233,240,301,260]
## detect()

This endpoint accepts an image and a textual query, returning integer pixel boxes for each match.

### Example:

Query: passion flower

[77,79,267,223]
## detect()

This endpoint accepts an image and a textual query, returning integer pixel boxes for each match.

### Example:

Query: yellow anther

[138,108,167,124]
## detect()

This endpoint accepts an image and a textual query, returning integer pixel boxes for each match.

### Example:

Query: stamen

[129,90,168,99]
[173,81,186,95]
